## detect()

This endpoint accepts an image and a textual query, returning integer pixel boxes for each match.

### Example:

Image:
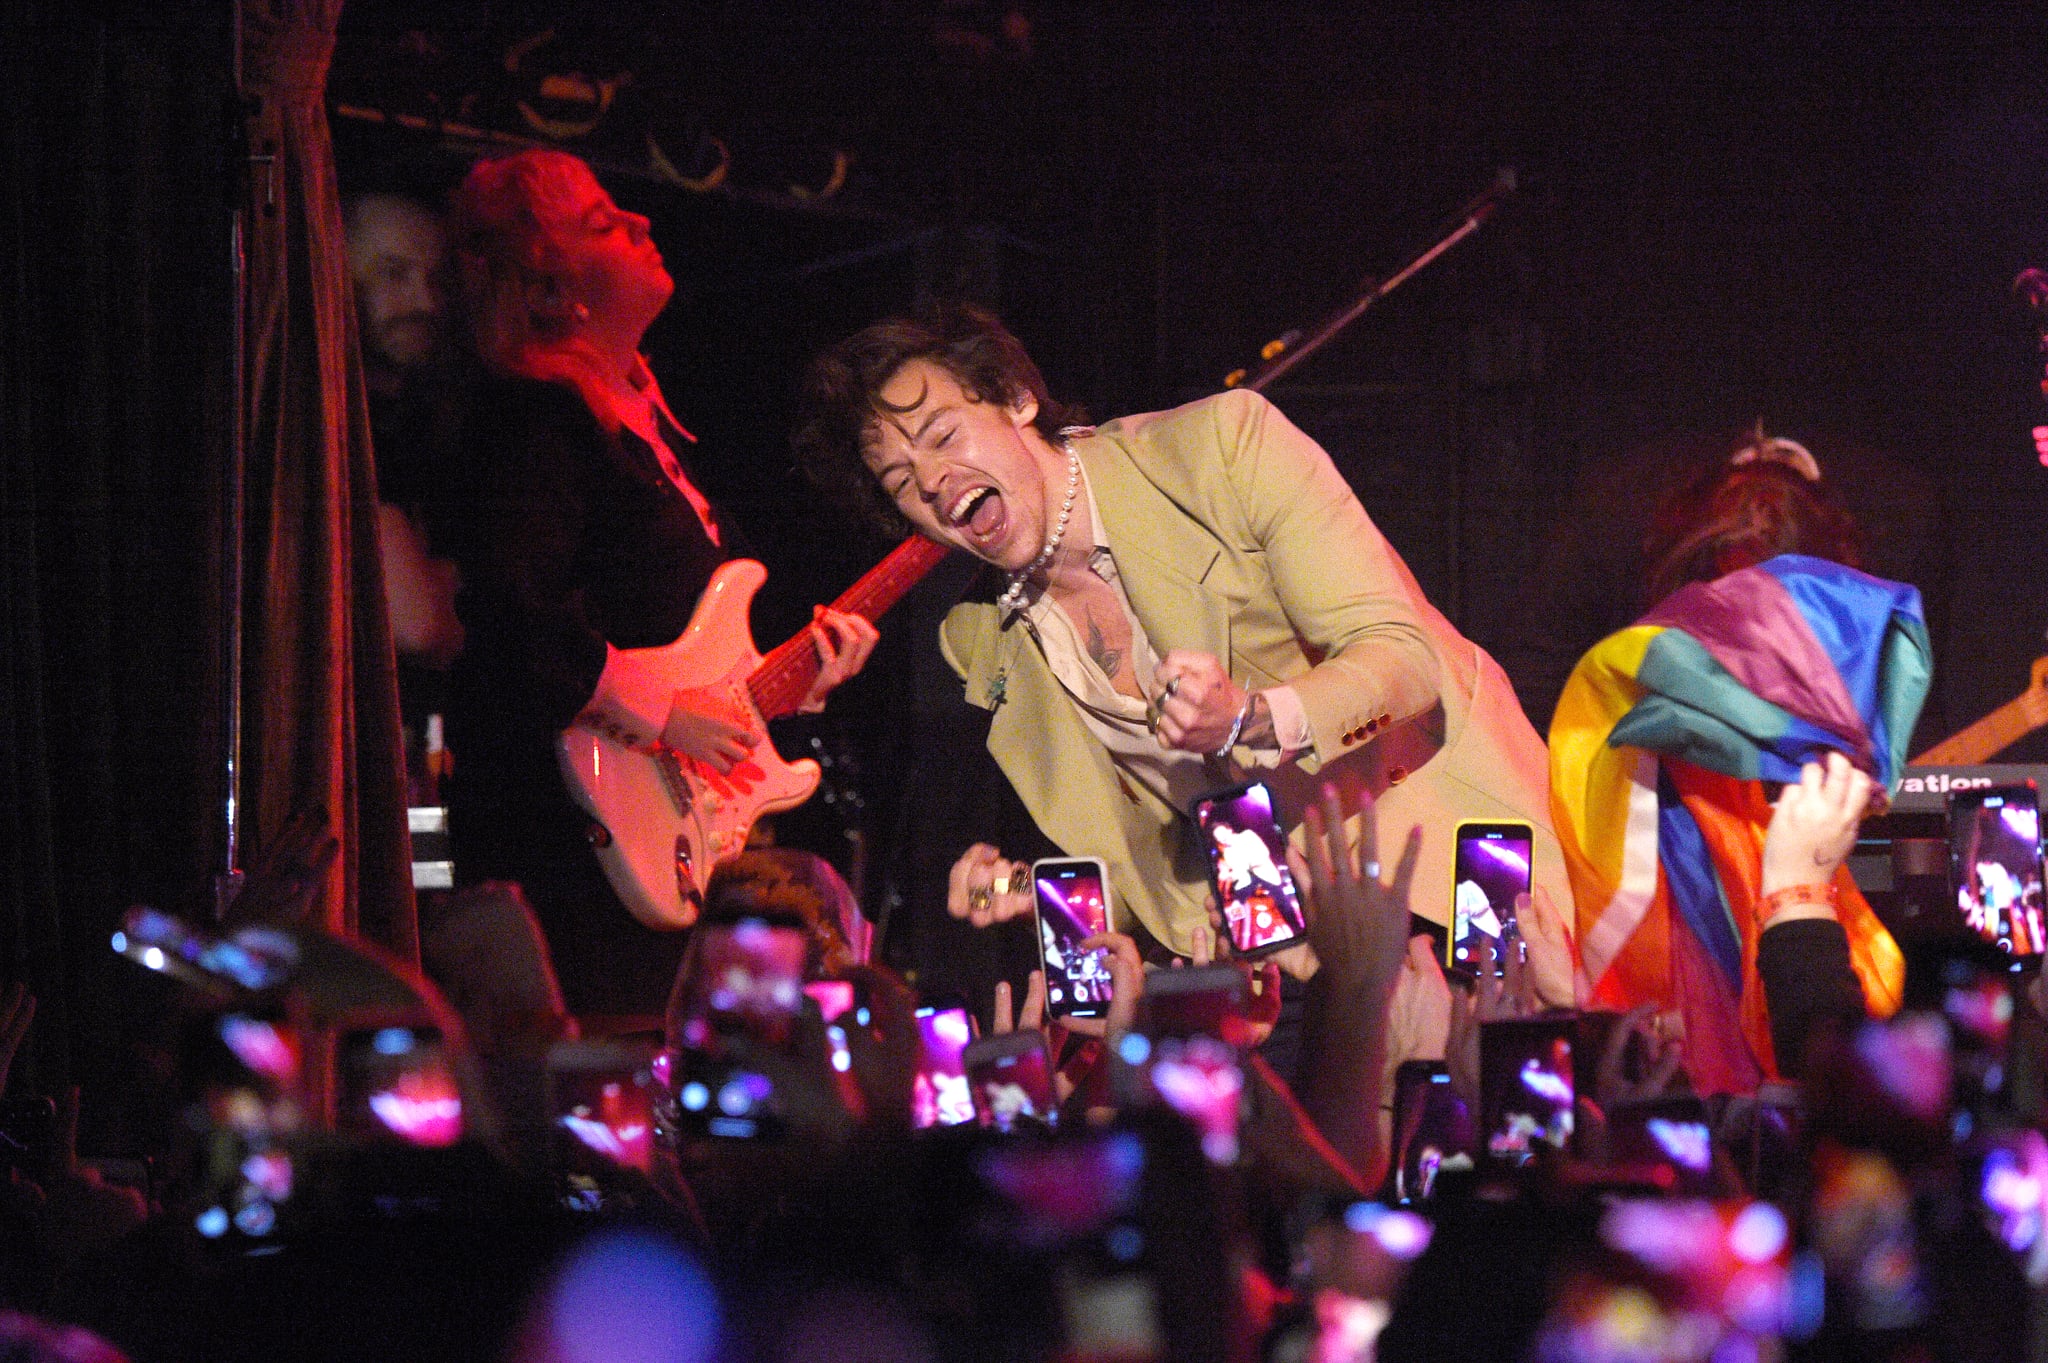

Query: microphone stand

[1228,167,1518,394]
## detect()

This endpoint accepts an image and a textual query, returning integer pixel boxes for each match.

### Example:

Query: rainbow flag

[1549,555,1930,1092]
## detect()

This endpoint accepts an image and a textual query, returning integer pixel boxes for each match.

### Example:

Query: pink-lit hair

[447,149,628,432]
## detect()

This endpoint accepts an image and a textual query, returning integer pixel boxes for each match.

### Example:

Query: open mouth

[946,486,1008,548]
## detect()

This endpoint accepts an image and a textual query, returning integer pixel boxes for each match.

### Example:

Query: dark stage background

[6,1,2048,1140]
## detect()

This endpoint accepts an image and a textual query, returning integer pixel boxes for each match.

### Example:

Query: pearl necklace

[997,440,1080,615]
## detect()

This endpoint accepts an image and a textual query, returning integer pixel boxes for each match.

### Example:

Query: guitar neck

[1914,696,2038,768]
[747,536,951,721]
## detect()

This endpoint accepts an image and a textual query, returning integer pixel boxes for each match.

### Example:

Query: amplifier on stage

[408,805,453,891]
[1853,764,2048,945]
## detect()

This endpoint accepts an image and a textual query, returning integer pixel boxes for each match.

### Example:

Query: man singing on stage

[795,303,1574,1002]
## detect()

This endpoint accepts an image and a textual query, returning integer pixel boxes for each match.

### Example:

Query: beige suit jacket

[940,389,1575,1001]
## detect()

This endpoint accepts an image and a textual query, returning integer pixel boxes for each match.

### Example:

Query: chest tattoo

[1086,610,1124,681]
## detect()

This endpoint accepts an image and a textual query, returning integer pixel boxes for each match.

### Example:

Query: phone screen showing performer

[1034,858,1115,1021]
[548,1040,658,1174]
[1194,782,1307,958]
[965,1031,1058,1132]
[1480,1017,1575,1166]
[1948,783,2046,959]
[1390,1060,1474,1203]
[1606,1095,1717,1195]
[1449,821,1533,977]
[913,1001,978,1129]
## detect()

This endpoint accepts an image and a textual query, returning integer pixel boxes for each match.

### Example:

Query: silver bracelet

[1215,693,1255,758]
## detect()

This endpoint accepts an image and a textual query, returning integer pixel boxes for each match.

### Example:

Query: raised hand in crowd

[1755,751,1877,1079]
[988,934,1143,1115]
[1573,1002,1690,1164]
[32,1086,147,1281]
[991,970,1047,1038]
[835,965,923,1132]
[0,982,34,1097]
[0,983,146,1294]
[1444,917,1542,1110]
[1760,750,1872,909]
[946,845,1033,927]
[1593,1003,1686,1109]
[1066,933,1142,1041]
[1179,920,1285,1050]
[1285,782,1423,1191]
[991,970,1087,1110]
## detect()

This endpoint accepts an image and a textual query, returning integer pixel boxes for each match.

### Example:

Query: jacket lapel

[1078,435,1240,666]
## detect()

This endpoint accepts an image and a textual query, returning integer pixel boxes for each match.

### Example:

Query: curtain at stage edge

[239,0,417,960]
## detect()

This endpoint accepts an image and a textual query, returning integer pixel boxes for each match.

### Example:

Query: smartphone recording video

[1194,782,1307,958]
[671,914,808,1050]
[1948,782,2046,958]
[549,1040,658,1174]
[1119,1031,1244,1165]
[1449,820,1533,977]
[914,1000,978,1129]
[1137,965,1245,1040]
[336,1024,464,1148]
[1390,1060,1474,1203]
[965,1030,1058,1132]
[1033,858,1115,1021]
[1605,1095,1718,1195]
[1480,1017,1575,1166]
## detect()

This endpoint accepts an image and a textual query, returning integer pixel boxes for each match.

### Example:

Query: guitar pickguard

[557,559,822,929]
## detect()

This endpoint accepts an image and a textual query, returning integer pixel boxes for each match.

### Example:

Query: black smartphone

[1137,964,1245,1039]
[1033,857,1116,1021]
[974,1126,1164,1357]
[1389,1060,1473,1203]
[0,1096,56,1174]
[914,998,978,1129]
[112,906,298,994]
[666,1047,784,1141]
[1605,1094,1718,1195]
[1449,820,1534,977]
[669,913,809,1051]
[964,1030,1058,1132]
[1193,782,1307,958]
[335,1023,464,1148]
[1947,782,2046,958]
[548,1039,658,1174]
[1479,1016,1576,1165]
[1903,938,2021,1116]
[1115,1029,1246,1166]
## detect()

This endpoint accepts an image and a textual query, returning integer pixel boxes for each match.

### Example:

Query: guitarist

[441,151,876,1015]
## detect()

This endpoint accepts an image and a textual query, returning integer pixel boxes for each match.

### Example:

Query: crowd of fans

[1,152,2040,1363]
[3,758,2042,1363]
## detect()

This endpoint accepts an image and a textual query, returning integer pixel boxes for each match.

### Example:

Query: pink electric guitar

[557,536,949,928]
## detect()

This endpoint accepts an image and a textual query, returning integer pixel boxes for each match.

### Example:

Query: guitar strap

[616,363,724,550]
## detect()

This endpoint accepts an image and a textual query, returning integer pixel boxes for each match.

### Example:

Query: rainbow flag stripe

[1549,555,1930,1091]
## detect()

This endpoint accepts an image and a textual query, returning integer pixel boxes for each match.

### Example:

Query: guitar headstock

[2027,655,2048,729]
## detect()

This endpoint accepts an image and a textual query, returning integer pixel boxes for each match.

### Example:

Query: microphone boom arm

[1233,167,1518,394]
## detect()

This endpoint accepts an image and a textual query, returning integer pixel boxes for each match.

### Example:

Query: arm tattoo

[1087,611,1123,679]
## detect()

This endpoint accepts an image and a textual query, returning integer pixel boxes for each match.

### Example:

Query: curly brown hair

[1642,457,1865,606]
[792,301,1086,537]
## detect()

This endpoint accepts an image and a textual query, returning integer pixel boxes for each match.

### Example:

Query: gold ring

[968,886,993,913]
